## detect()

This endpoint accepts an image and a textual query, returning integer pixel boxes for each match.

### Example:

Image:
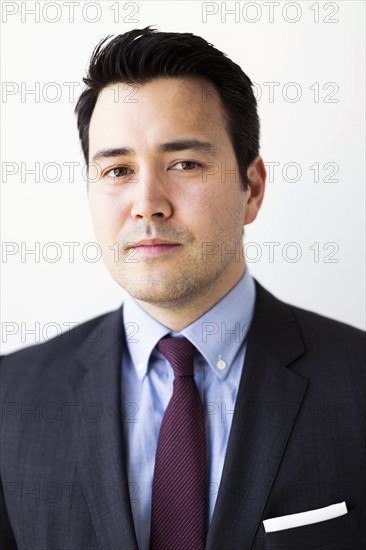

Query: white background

[1,0,365,353]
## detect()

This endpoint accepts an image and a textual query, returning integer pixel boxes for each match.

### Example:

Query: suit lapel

[206,279,309,550]
[69,309,139,550]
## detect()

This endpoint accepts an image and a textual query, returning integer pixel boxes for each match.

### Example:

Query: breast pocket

[264,505,364,550]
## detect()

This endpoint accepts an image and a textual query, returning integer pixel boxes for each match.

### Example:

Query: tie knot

[157,336,196,377]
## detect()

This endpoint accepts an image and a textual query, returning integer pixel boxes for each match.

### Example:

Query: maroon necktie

[149,336,206,550]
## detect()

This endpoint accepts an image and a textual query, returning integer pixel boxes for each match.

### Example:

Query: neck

[133,264,246,332]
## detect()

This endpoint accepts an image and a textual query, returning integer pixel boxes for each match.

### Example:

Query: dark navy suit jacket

[1,279,365,549]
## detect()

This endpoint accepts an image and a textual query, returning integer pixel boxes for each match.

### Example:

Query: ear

[243,156,266,225]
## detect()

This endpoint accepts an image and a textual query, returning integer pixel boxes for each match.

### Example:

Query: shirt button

[137,362,145,374]
[217,359,227,370]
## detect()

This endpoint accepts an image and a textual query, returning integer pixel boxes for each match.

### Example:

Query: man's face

[88,77,251,307]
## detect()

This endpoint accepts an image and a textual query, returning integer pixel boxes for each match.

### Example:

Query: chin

[115,274,197,306]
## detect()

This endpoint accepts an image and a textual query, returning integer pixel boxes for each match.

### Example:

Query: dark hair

[74,26,260,190]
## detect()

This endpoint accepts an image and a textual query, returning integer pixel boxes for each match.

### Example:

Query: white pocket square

[263,501,348,533]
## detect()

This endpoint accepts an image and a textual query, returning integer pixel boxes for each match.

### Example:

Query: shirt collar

[122,293,171,381]
[122,266,256,381]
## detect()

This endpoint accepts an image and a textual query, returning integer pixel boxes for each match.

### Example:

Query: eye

[103,165,133,180]
[170,161,203,171]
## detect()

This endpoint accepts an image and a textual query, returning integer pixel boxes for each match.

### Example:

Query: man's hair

[74,26,260,191]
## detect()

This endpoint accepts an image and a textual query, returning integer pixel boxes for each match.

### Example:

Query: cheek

[89,194,126,240]
[193,188,234,221]
[183,196,221,239]
[199,193,244,239]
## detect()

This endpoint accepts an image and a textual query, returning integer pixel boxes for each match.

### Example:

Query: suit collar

[248,278,306,365]
[73,276,291,373]
[73,308,125,372]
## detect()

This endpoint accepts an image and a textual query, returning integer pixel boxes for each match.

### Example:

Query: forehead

[88,77,230,154]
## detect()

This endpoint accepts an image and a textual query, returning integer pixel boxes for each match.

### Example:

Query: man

[1,26,365,550]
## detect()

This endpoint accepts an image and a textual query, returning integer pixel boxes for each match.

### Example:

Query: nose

[130,168,172,221]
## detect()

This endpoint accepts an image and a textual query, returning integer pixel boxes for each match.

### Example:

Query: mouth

[125,239,182,257]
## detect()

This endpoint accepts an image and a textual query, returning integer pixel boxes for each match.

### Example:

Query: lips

[125,238,182,257]
[129,239,179,248]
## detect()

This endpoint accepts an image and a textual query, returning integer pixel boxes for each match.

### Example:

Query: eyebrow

[90,139,218,163]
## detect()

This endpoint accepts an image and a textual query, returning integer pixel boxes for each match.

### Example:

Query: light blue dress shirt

[121,266,256,550]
